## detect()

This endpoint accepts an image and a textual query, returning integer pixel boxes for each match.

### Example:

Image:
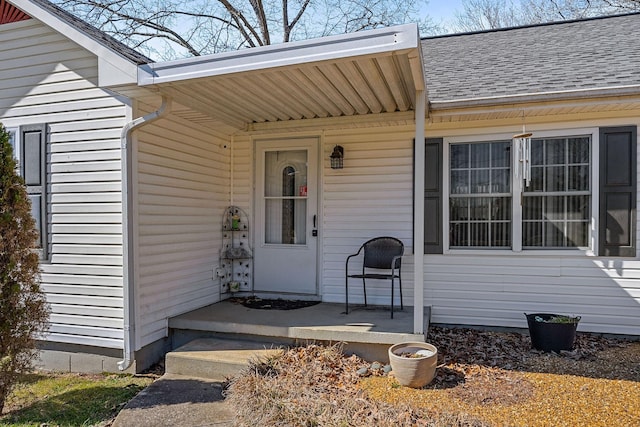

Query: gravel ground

[363,326,640,426]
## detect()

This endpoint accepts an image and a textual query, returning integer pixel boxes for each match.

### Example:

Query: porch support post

[413,90,426,334]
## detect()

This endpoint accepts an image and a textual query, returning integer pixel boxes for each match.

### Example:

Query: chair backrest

[362,237,404,269]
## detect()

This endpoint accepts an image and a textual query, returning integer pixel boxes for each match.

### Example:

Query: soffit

[138,24,424,131]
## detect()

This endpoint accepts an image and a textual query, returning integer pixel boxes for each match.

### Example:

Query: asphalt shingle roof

[29,0,151,65]
[421,13,640,104]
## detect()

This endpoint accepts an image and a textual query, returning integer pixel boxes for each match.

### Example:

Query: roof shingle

[421,14,640,104]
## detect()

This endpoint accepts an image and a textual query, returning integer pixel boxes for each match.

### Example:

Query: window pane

[492,222,511,247]
[451,144,469,168]
[544,196,565,221]
[264,150,307,197]
[523,221,542,246]
[469,197,489,220]
[523,196,542,220]
[545,139,565,165]
[265,199,307,244]
[528,166,544,192]
[469,222,489,246]
[568,137,589,163]
[491,169,510,193]
[567,195,590,221]
[471,169,490,193]
[544,221,565,247]
[450,222,468,247]
[470,143,490,168]
[545,166,565,192]
[531,139,544,165]
[492,197,511,220]
[450,198,469,221]
[451,170,469,194]
[567,222,588,247]
[568,165,589,191]
[492,142,511,168]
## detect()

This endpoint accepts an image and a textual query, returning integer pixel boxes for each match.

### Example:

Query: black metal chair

[345,236,404,318]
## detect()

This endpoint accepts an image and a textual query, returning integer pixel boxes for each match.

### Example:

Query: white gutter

[118,96,172,371]
[430,84,640,111]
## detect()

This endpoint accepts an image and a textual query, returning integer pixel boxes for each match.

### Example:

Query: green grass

[0,372,154,427]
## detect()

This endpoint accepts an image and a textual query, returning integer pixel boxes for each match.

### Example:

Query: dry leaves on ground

[226,327,640,427]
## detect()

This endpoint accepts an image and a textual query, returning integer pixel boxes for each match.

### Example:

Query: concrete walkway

[112,374,234,427]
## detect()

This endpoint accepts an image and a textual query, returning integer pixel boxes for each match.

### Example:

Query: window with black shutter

[19,124,48,259]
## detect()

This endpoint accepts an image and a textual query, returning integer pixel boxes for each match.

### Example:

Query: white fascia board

[430,84,640,110]
[11,0,138,86]
[138,23,420,86]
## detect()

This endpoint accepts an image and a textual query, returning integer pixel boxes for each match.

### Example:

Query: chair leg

[362,278,367,307]
[390,277,394,319]
[345,274,349,315]
[399,274,403,310]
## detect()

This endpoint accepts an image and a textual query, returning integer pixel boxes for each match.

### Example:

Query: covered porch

[169,301,430,361]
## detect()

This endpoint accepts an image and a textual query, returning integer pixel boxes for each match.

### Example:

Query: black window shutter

[599,126,637,257]
[424,138,443,254]
[20,124,48,258]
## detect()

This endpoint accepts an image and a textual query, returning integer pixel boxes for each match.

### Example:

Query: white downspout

[118,96,172,371]
[413,90,426,335]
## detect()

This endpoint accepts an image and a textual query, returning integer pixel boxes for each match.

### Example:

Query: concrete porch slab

[169,301,429,361]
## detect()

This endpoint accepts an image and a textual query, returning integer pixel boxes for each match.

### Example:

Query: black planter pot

[525,313,580,352]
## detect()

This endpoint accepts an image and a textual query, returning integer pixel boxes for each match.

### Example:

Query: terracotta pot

[388,342,438,388]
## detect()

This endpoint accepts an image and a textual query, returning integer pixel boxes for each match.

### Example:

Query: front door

[254,138,318,294]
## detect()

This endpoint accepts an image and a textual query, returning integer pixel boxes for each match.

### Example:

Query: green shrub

[0,124,50,414]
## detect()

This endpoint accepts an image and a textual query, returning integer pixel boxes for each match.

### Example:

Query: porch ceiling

[137,24,424,131]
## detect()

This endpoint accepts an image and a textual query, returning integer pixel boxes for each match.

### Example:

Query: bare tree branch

[55,0,431,59]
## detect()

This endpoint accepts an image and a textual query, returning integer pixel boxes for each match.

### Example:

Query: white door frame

[253,137,320,296]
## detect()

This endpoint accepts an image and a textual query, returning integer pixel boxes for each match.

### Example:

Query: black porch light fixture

[330,145,344,169]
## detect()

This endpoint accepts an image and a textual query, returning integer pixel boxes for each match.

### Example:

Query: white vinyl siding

[425,255,640,335]
[135,109,231,349]
[321,126,416,305]
[0,19,127,348]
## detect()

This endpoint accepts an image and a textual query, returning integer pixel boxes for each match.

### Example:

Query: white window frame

[443,127,599,256]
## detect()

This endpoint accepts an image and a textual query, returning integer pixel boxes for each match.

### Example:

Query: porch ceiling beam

[247,110,415,133]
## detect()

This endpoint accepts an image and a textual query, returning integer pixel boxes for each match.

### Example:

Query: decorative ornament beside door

[330,145,344,169]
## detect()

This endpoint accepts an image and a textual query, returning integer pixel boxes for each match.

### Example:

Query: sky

[422,0,465,25]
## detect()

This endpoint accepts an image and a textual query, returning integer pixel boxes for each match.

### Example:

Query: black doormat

[232,297,320,310]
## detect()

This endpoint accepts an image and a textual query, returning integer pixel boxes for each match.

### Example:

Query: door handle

[312,215,317,236]
[313,215,317,228]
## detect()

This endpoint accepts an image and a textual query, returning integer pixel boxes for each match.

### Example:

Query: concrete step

[165,337,283,380]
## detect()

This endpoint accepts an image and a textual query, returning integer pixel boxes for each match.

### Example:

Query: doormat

[232,297,320,310]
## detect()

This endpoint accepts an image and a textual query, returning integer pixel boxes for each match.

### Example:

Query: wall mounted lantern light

[330,145,344,169]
